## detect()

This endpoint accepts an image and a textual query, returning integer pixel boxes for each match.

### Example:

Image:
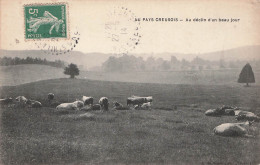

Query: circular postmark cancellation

[105,6,141,56]
[33,30,80,55]
[24,3,80,55]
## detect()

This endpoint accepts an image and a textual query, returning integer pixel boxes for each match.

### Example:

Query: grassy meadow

[83,69,260,85]
[0,78,260,164]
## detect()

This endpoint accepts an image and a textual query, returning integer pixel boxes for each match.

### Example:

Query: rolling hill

[0,64,66,86]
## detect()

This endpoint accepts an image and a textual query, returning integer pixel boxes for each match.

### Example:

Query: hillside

[1,78,260,110]
[0,65,66,86]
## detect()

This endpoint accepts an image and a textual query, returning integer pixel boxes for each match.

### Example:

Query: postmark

[105,6,141,56]
[33,30,80,55]
[24,3,68,39]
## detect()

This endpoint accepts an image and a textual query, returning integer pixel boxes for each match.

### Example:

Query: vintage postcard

[0,0,260,164]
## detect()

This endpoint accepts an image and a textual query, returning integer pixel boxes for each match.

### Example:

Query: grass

[84,69,260,85]
[0,78,260,164]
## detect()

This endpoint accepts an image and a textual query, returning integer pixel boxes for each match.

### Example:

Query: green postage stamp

[24,3,67,39]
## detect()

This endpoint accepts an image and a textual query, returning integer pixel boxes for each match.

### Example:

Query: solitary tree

[238,63,255,86]
[64,63,79,78]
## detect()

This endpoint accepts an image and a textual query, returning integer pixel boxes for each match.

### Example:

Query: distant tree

[102,56,122,72]
[64,63,80,78]
[146,56,156,71]
[192,56,206,65]
[170,56,179,64]
[0,56,65,68]
[161,61,171,70]
[238,63,255,86]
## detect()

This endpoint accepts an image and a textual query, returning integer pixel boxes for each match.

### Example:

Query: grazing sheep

[99,97,109,111]
[47,93,55,101]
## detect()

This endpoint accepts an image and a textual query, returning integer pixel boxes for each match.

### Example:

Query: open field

[84,69,260,85]
[0,78,260,164]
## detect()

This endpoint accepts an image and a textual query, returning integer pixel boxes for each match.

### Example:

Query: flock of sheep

[205,105,259,137]
[1,94,259,138]
[0,93,153,111]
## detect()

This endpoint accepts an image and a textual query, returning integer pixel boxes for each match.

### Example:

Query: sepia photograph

[0,0,260,164]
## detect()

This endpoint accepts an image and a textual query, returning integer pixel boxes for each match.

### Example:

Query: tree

[238,63,255,86]
[64,63,80,78]
[161,61,171,70]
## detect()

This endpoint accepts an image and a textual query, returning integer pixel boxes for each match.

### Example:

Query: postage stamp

[24,3,67,39]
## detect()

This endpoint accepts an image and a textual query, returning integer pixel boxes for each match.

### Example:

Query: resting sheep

[213,121,256,137]
[82,96,94,105]
[127,96,153,106]
[113,101,128,110]
[81,104,101,111]
[56,100,84,111]
[236,111,260,122]
[205,105,237,116]
[15,96,28,107]
[26,99,42,108]
[141,102,152,110]
[0,97,13,107]
[133,102,152,110]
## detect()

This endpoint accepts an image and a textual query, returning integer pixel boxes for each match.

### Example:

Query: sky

[1,0,260,58]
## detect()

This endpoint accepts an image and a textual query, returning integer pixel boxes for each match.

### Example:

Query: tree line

[102,55,260,72]
[0,56,66,68]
